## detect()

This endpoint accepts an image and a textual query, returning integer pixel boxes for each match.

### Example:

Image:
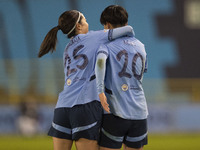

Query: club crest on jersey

[121,84,128,91]
[67,79,72,86]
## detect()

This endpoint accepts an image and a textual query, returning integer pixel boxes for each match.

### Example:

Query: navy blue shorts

[48,100,103,141]
[99,114,148,149]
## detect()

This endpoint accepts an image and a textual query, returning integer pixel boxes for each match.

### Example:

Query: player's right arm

[95,45,110,113]
[89,25,134,42]
[109,25,134,40]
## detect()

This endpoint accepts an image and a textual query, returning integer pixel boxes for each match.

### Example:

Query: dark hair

[100,5,128,27]
[38,10,82,58]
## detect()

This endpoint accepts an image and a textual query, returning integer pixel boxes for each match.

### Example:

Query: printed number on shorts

[116,50,144,80]
[65,45,88,76]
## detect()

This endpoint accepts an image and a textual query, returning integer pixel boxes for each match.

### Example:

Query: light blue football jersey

[56,26,134,108]
[96,36,148,120]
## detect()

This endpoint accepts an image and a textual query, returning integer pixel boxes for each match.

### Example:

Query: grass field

[0,133,200,150]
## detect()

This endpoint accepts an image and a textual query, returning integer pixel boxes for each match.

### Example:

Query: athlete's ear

[103,23,109,29]
[76,23,82,30]
[107,23,114,29]
[107,23,111,29]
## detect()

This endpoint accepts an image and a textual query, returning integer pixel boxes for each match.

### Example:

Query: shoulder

[106,36,127,47]
[86,30,107,36]
[77,30,108,42]
[122,37,145,48]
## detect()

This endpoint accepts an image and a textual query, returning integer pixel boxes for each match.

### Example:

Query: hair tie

[67,12,81,35]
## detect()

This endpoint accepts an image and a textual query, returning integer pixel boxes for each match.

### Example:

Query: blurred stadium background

[0,0,200,149]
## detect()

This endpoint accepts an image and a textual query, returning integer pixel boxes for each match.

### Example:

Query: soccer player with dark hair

[95,5,148,150]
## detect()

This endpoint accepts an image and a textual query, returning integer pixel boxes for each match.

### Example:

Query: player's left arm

[95,45,110,113]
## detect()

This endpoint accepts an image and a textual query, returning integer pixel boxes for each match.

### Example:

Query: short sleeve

[97,44,109,57]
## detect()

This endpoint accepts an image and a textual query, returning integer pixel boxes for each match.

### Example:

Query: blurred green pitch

[0,133,200,150]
